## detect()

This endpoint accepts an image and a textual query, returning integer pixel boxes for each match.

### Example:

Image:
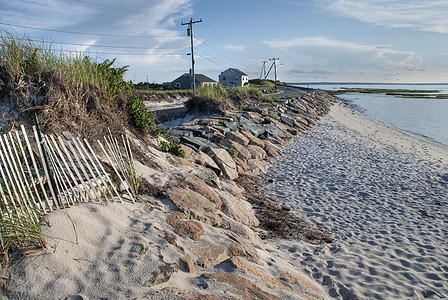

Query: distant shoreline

[289,82,448,86]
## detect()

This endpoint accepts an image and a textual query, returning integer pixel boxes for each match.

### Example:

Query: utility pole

[260,60,267,79]
[269,57,280,91]
[182,17,202,97]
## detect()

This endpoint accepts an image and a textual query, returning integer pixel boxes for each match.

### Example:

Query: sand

[4,99,448,299]
[264,101,448,299]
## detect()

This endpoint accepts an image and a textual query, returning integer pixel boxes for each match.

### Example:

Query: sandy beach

[264,101,448,299]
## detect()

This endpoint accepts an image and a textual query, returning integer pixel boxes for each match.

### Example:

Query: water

[292,83,448,148]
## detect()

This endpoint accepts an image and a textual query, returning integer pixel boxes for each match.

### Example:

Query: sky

[1,0,448,83]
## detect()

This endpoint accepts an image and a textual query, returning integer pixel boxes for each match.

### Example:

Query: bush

[158,137,185,158]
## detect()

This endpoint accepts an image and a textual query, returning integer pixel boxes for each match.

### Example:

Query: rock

[144,262,180,286]
[177,157,194,167]
[263,123,290,139]
[247,159,268,174]
[220,180,245,200]
[219,138,252,161]
[239,129,266,149]
[224,121,239,131]
[201,272,282,300]
[179,253,195,274]
[181,144,197,160]
[280,271,327,299]
[201,153,222,176]
[270,136,288,147]
[226,238,260,264]
[246,145,267,160]
[264,145,282,158]
[227,257,288,291]
[166,212,205,241]
[287,128,298,136]
[165,187,221,226]
[168,129,193,138]
[192,166,222,189]
[146,287,223,299]
[180,136,219,152]
[184,174,222,209]
[164,230,178,245]
[266,117,293,134]
[220,215,263,245]
[210,125,230,136]
[206,148,238,180]
[279,115,295,128]
[239,117,266,137]
[232,156,250,173]
[202,132,223,144]
[194,243,228,268]
[225,131,249,146]
[215,190,259,227]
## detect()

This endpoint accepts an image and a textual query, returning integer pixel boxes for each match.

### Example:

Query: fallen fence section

[0,126,137,219]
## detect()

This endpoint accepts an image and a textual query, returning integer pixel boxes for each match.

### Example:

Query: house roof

[172,73,216,83]
[194,74,216,83]
[227,68,248,76]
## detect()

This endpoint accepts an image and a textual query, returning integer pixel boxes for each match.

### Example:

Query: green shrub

[227,148,237,158]
[158,137,185,158]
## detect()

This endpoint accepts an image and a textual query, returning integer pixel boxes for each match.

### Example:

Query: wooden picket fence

[0,125,137,219]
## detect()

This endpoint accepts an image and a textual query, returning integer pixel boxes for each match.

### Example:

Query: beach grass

[1,199,46,262]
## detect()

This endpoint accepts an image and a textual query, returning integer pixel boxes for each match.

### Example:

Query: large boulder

[180,136,219,152]
[166,211,205,241]
[201,273,282,300]
[239,117,266,137]
[263,123,290,139]
[192,166,222,189]
[194,243,228,268]
[165,187,221,226]
[239,128,266,149]
[219,138,252,161]
[246,145,267,160]
[225,131,249,146]
[215,190,259,227]
[247,159,268,174]
[184,174,222,209]
[206,148,238,180]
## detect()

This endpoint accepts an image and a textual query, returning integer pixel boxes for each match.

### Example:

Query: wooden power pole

[182,18,202,97]
[269,57,280,91]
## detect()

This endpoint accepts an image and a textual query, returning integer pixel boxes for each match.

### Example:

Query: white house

[218,68,249,87]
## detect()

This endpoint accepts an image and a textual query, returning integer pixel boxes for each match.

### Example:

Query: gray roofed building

[171,73,217,90]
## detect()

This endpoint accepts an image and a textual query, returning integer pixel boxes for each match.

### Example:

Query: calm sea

[292,83,448,148]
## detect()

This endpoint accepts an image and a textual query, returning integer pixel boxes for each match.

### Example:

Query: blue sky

[1,0,448,83]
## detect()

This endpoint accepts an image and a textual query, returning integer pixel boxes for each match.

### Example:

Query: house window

[223,76,226,81]
[175,83,181,88]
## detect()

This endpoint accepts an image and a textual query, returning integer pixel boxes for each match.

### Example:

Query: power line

[195,52,227,68]
[30,48,182,56]
[0,22,183,38]
[13,37,189,51]
[197,40,253,70]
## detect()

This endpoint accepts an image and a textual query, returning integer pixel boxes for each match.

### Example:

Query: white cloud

[318,0,448,34]
[263,36,427,82]
[263,36,423,69]
[223,44,246,51]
